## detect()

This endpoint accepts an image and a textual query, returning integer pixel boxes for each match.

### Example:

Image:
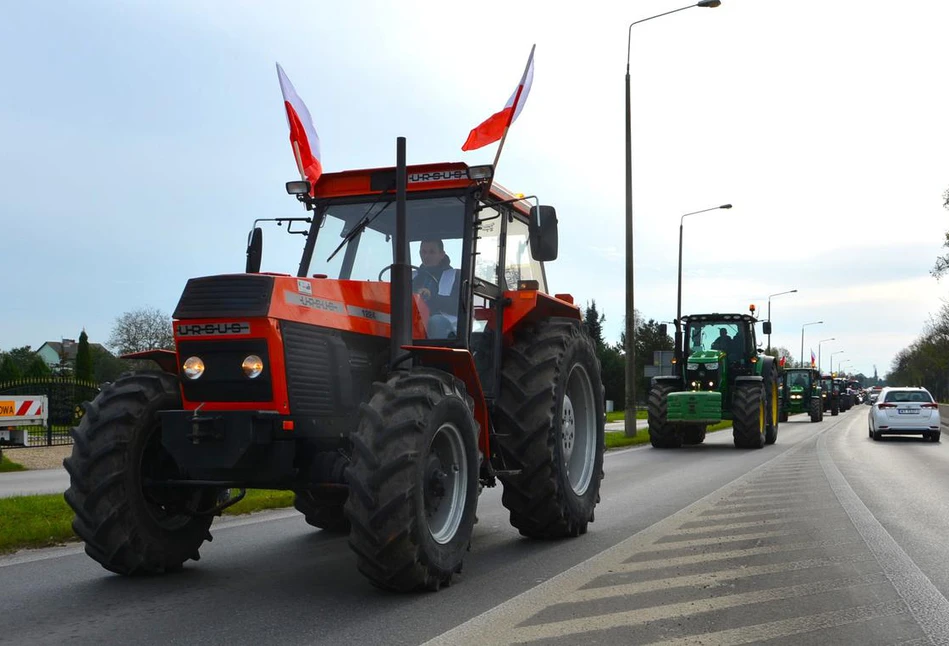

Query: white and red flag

[276,63,323,185]
[461,45,535,151]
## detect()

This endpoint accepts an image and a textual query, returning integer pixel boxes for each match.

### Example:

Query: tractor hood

[686,350,723,364]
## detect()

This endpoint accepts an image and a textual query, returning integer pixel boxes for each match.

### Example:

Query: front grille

[178,339,272,402]
[281,321,386,417]
[174,275,273,319]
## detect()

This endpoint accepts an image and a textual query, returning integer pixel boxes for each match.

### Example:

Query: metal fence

[0,377,101,447]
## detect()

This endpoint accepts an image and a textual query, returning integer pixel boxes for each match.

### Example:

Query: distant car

[868,387,941,442]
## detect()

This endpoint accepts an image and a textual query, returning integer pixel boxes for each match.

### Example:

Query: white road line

[635,600,907,646]
[508,572,889,642]
[818,432,949,644]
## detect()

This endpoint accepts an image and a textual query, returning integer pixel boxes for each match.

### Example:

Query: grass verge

[0,489,298,554]
[605,410,648,422]
[0,454,26,473]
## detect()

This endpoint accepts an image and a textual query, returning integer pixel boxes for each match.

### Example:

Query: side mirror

[246,227,263,273]
[528,205,558,262]
[762,321,772,335]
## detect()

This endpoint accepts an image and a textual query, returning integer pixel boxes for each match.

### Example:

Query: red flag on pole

[461,45,535,151]
[810,349,816,368]
[276,63,323,186]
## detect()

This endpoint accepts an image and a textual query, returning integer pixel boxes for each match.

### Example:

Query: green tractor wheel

[648,383,682,449]
[733,382,765,449]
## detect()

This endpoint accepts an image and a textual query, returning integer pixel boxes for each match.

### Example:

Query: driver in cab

[413,239,460,339]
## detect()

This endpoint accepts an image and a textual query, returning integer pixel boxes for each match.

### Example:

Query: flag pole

[483,44,533,197]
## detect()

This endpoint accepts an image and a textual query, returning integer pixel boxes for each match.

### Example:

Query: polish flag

[276,63,323,185]
[462,45,535,152]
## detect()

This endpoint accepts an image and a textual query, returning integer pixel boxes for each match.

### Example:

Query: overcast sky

[1,0,946,379]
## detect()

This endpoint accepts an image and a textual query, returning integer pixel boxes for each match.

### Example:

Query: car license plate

[897,408,918,415]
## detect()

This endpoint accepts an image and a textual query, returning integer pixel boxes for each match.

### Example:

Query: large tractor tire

[809,397,822,423]
[779,409,789,423]
[345,368,479,592]
[64,372,219,575]
[764,368,779,445]
[733,382,766,449]
[494,318,605,539]
[681,424,707,446]
[293,490,349,533]
[831,398,840,416]
[647,383,682,449]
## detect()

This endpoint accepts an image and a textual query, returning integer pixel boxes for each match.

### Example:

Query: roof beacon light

[467,165,494,181]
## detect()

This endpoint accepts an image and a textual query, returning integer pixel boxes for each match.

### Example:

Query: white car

[868,387,941,442]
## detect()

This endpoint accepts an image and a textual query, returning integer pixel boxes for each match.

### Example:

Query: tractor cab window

[687,321,751,365]
[788,372,810,388]
[504,215,546,291]
[306,196,466,340]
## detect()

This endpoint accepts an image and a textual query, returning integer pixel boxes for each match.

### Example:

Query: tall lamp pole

[800,321,823,367]
[766,289,797,353]
[624,0,722,437]
[830,350,844,374]
[675,204,732,361]
[817,337,835,374]
[838,359,852,376]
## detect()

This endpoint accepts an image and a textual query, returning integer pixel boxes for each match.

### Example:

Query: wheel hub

[562,395,576,464]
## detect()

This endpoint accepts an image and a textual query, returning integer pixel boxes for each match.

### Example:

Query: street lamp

[817,337,835,374]
[838,359,852,377]
[624,0,723,437]
[675,204,732,360]
[830,350,844,374]
[800,321,823,367]
[766,289,797,353]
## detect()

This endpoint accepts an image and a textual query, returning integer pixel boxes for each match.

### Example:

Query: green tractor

[648,310,779,449]
[778,368,823,423]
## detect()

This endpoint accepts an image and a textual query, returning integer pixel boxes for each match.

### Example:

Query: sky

[1,0,946,380]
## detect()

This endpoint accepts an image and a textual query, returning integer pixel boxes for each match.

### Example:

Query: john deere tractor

[64,143,605,592]
[648,310,779,449]
[779,368,823,423]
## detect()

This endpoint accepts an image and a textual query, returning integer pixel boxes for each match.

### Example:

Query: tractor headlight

[241,355,264,379]
[790,394,802,399]
[182,356,205,380]
[705,362,719,370]
[687,363,699,370]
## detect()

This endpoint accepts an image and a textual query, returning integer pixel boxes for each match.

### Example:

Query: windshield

[787,372,811,388]
[687,321,743,355]
[305,196,465,281]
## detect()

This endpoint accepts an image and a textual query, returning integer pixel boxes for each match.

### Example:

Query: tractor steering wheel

[378,263,422,282]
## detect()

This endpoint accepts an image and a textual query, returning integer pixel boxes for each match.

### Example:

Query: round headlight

[182,356,205,380]
[242,355,264,379]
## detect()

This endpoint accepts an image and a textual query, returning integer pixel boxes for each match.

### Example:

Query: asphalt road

[3,406,948,645]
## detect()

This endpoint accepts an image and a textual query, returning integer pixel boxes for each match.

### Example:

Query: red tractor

[65,140,605,591]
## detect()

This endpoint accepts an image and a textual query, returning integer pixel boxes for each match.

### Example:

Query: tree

[75,330,94,382]
[4,345,36,375]
[91,346,130,383]
[24,355,51,379]
[0,354,22,382]
[634,318,674,405]
[583,301,606,353]
[108,306,174,355]
[934,188,949,279]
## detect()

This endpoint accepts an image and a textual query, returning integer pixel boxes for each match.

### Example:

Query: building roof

[37,340,112,362]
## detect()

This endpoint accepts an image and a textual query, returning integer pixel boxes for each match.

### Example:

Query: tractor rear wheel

[681,424,706,445]
[293,491,349,533]
[733,382,766,449]
[779,409,789,423]
[345,368,478,592]
[648,383,682,448]
[831,399,840,416]
[64,372,218,575]
[495,318,605,539]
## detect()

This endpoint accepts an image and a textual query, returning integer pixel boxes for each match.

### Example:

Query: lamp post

[830,350,844,374]
[817,337,835,374]
[675,204,732,361]
[766,289,797,353]
[838,359,852,376]
[624,0,722,437]
[800,321,823,367]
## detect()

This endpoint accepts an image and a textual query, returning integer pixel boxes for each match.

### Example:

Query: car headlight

[182,356,205,380]
[241,355,264,379]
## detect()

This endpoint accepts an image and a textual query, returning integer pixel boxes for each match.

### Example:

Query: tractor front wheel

[64,372,219,575]
[764,372,779,445]
[648,383,682,449]
[345,369,478,592]
[733,382,766,449]
[809,397,822,423]
[495,318,605,539]
[293,490,350,533]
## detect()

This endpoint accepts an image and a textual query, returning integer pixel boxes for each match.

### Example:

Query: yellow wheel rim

[771,382,778,426]
[758,399,765,435]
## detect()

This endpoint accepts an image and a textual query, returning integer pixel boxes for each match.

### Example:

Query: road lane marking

[818,432,949,645]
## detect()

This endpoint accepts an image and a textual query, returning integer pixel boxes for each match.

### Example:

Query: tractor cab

[779,368,823,422]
